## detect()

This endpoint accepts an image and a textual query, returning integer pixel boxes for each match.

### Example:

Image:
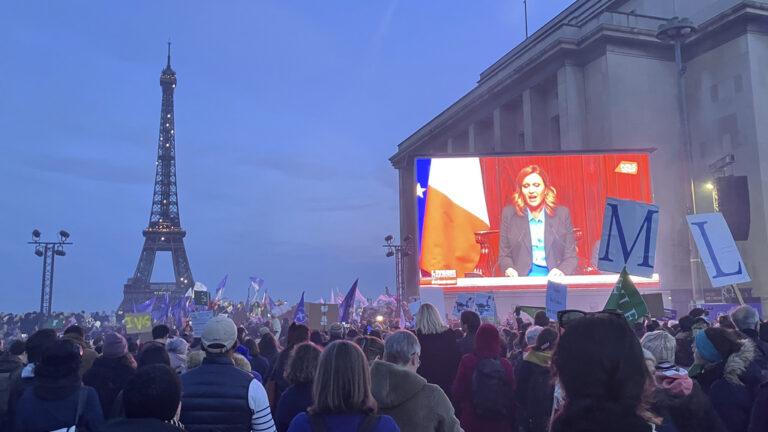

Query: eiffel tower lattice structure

[121,44,195,312]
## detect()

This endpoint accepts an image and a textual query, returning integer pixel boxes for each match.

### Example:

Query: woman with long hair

[276,343,322,432]
[287,341,399,431]
[414,303,461,397]
[551,314,655,432]
[498,164,578,278]
[268,323,310,409]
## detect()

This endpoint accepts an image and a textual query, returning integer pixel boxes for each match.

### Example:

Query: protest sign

[124,313,152,334]
[604,268,648,322]
[193,290,210,306]
[700,302,763,320]
[687,213,751,287]
[546,280,568,320]
[453,294,475,317]
[419,286,448,322]
[598,198,659,277]
[474,293,497,321]
[640,293,665,319]
[190,310,214,337]
[307,303,339,329]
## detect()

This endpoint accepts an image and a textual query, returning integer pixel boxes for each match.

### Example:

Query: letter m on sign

[598,198,660,278]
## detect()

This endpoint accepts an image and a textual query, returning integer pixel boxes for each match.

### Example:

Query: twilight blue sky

[1,1,573,312]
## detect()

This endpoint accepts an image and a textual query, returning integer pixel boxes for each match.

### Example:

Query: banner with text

[546,280,568,321]
[124,313,152,334]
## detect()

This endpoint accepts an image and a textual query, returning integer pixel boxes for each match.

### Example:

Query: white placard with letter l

[687,213,750,287]
[597,198,660,277]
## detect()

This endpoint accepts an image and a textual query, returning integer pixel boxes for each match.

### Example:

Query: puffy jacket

[180,354,254,432]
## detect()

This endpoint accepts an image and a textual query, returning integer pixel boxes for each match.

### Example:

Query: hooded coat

[451,324,515,432]
[693,339,762,432]
[652,375,726,432]
[370,360,462,432]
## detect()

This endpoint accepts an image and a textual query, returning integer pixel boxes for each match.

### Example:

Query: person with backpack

[13,339,104,431]
[287,340,399,432]
[451,323,515,432]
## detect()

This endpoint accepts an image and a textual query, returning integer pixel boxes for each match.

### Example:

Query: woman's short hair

[309,340,377,415]
[285,342,322,385]
[512,165,557,216]
[415,303,447,335]
[383,330,420,366]
[123,364,181,421]
[354,336,384,363]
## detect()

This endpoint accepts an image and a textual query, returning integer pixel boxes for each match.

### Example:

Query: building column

[468,123,476,153]
[493,107,503,151]
[398,160,420,299]
[522,89,534,151]
[557,64,586,150]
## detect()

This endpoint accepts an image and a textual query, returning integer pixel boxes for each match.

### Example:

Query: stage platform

[419,274,664,322]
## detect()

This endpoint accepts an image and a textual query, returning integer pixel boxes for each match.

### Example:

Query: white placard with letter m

[598,197,660,278]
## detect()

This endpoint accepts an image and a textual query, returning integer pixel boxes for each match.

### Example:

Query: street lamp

[656,17,701,304]
[28,229,73,325]
[383,234,414,325]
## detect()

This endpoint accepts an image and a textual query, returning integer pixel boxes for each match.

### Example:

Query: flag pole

[524,0,529,38]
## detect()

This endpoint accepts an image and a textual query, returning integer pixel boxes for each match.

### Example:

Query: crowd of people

[1,302,768,431]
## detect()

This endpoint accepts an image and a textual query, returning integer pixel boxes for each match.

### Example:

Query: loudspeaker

[715,175,750,241]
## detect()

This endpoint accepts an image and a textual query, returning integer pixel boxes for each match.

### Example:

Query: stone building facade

[390,0,768,313]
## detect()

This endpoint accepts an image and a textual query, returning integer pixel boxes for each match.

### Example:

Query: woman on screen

[498,164,578,277]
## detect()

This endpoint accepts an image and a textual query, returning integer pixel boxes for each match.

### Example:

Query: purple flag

[294,291,307,324]
[215,275,228,301]
[339,279,359,323]
[133,296,156,314]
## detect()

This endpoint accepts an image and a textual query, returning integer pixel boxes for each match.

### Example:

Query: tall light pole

[28,229,72,325]
[383,234,414,325]
[656,17,700,304]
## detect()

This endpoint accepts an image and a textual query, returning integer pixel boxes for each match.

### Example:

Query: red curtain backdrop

[480,153,652,271]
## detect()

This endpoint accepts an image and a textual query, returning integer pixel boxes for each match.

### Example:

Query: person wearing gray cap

[180,315,276,432]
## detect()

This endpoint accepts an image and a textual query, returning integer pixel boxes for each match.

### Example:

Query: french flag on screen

[419,157,489,277]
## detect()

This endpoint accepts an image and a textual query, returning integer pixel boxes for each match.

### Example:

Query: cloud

[23,154,147,185]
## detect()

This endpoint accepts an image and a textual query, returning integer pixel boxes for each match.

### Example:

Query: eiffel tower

[121,44,195,311]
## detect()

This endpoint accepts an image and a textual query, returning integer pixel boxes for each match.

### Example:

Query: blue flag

[339,278,359,323]
[170,296,189,329]
[133,296,156,314]
[152,293,171,324]
[294,291,307,324]
[215,275,228,301]
[249,277,264,304]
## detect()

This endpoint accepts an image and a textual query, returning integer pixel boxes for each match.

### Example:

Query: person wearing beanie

[166,337,189,374]
[730,304,768,370]
[691,327,762,432]
[452,323,515,432]
[180,315,276,432]
[642,330,677,365]
[14,339,104,431]
[83,332,137,417]
[515,327,557,432]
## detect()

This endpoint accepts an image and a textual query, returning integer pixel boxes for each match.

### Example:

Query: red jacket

[451,324,516,432]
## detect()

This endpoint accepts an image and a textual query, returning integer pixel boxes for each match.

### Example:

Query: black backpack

[471,357,513,419]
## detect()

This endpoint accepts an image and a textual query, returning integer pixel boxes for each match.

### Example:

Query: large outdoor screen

[415,152,653,280]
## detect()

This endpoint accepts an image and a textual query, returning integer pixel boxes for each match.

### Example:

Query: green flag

[604,267,648,322]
